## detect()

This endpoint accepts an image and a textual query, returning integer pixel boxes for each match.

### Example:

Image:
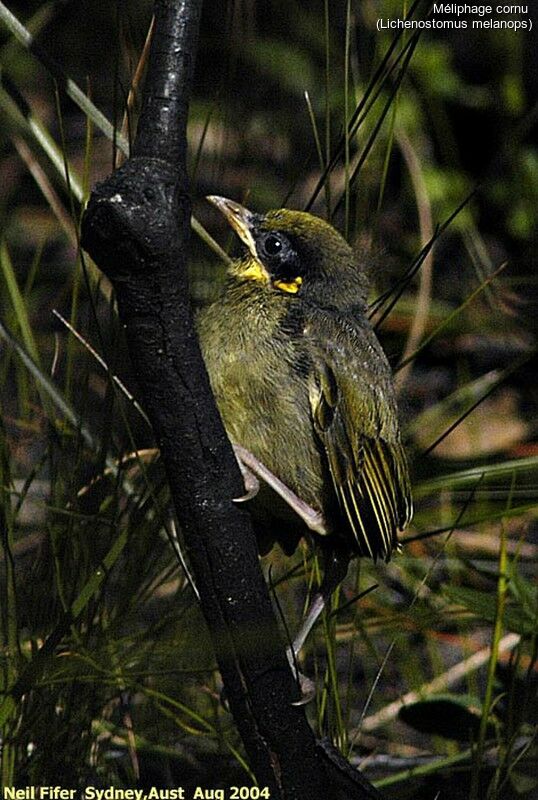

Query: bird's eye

[259,233,285,258]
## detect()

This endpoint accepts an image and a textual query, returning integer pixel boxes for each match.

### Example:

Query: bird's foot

[232,445,260,502]
[286,648,316,705]
[232,444,327,535]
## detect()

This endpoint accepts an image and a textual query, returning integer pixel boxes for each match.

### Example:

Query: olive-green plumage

[198,198,412,565]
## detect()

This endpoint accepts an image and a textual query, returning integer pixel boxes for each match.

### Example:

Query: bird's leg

[290,593,327,660]
[231,444,343,704]
[286,545,351,704]
[291,544,351,659]
[233,444,327,535]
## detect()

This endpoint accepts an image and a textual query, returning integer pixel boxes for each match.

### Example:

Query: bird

[197,196,413,658]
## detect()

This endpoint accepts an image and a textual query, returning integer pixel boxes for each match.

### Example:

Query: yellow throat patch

[234,257,269,284]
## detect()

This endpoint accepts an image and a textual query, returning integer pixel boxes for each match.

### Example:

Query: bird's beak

[206,196,258,260]
[207,195,272,286]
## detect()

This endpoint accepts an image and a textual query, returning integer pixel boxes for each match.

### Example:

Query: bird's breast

[197,291,326,511]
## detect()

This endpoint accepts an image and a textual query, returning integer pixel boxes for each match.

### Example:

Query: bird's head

[207,196,369,309]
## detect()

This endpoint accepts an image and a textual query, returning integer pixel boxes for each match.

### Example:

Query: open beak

[206,196,258,259]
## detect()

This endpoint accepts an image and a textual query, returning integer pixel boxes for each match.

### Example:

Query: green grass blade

[417,456,538,494]
[0,240,40,365]
[0,1,129,155]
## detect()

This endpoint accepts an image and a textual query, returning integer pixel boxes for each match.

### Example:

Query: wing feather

[308,312,412,561]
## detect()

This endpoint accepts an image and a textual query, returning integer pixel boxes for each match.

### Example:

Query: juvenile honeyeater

[197,197,412,643]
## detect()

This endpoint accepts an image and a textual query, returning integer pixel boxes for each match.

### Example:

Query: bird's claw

[291,673,316,705]
[232,449,260,503]
[287,647,316,705]
[233,477,260,503]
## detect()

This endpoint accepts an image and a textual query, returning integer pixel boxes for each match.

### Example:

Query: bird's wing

[308,311,412,561]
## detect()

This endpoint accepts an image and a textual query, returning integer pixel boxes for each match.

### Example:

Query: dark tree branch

[132,0,194,163]
[80,1,384,798]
